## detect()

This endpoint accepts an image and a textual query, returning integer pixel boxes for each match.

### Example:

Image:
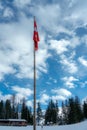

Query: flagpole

[33,43,36,130]
[33,16,39,130]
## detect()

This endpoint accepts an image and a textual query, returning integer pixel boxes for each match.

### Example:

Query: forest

[0,96,87,125]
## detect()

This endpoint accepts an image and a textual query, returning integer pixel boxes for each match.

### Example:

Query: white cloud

[29,0,87,35]
[14,0,31,8]
[36,49,50,76]
[49,35,80,55]
[52,88,72,97]
[0,91,3,99]
[3,7,14,18]
[0,60,16,81]
[0,16,33,79]
[0,0,85,81]
[26,100,33,108]
[50,39,70,54]
[46,77,57,85]
[49,36,80,75]
[40,93,50,105]
[82,96,87,104]
[12,86,33,97]
[11,86,33,104]
[39,88,72,105]
[60,54,78,74]
[0,90,33,106]
[0,14,49,80]
[0,0,87,109]
[58,0,87,29]
[3,94,12,101]
[70,0,87,26]
[70,36,80,48]
[79,81,87,88]
[0,2,4,10]
[0,50,16,80]
[52,95,66,101]
[62,76,79,88]
[50,87,72,102]
[79,57,87,67]
[0,92,11,101]
[81,35,87,45]
[30,4,61,33]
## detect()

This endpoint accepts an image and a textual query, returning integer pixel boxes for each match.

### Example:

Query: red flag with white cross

[33,17,40,50]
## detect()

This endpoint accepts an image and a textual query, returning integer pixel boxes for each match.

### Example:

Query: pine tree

[74,96,83,122]
[37,102,42,125]
[67,97,76,124]
[55,100,59,124]
[21,98,33,124]
[15,104,18,119]
[83,100,87,119]
[0,100,5,119]
[67,96,83,124]
[21,98,26,120]
[11,94,16,118]
[5,99,12,119]
[62,100,68,124]
[45,100,58,125]
[29,107,33,125]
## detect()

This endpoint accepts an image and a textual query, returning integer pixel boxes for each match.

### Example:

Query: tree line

[0,96,33,125]
[0,96,87,125]
[37,96,87,125]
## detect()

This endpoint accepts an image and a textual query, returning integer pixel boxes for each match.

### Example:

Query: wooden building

[0,119,27,126]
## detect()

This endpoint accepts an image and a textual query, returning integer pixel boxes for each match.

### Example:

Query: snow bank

[0,120,87,130]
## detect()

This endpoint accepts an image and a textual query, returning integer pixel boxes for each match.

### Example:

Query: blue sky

[0,0,87,110]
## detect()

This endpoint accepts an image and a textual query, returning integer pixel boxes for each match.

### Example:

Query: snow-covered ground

[0,120,87,130]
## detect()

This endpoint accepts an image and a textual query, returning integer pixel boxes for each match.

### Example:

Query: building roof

[0,119,27,122]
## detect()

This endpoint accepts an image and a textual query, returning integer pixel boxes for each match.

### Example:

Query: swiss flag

[33,18,40,50]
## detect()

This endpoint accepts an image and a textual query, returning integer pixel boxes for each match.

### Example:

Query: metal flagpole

[33,42,36,130]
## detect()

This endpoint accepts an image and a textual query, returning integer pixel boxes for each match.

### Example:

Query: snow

[0,120,87,130]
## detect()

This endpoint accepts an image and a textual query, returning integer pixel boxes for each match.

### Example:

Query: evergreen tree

[11,105,19,119]
[37,102,42,125]
[5,99,12,119]
[21,98,33,124]
[27,107,33,125]
[11,95,16,118]
[67,96,83,124]
[0,100,5,119]
[15,104,18,119]
[11,105,15,118]
[74,96,83,122]
[55,100,59,124]
[61,100,68,124]
[21,98,26,119]
[45,100,58,125]
[83,100,87,119]
[67,97,76,124]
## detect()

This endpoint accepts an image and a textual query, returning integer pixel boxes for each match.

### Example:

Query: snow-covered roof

[0,119,27,122]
